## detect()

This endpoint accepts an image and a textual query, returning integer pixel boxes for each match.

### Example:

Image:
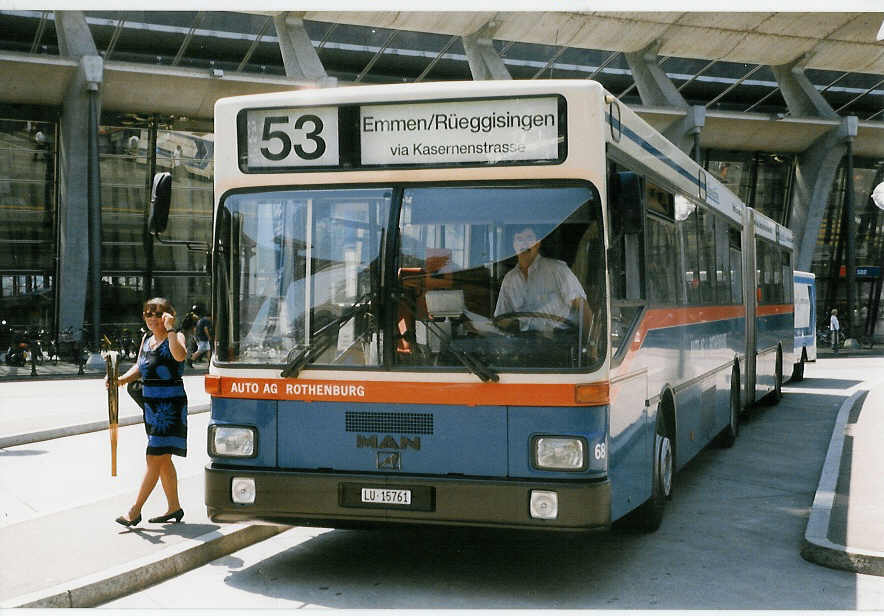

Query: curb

[801,388,884,576]
[0,404,210,449]
[0,522,290,608]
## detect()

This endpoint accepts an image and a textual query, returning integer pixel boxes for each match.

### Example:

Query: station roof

[0,9,881,157]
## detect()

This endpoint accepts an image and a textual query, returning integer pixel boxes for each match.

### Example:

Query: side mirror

[148,172,172,235]
[612,171,643,236]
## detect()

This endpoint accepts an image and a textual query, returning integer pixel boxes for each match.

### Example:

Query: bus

[194,80,793,532]
[792,271,816,381]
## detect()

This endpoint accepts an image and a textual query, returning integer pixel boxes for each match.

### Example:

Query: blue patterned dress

[138,335,188,456]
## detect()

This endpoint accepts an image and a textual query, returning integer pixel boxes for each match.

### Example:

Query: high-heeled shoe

[115,513,141,527]
[148,508,184,524]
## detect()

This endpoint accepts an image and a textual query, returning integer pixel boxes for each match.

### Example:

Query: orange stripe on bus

[206,375,609,407]
[756,304,794,317]
[631,305,746,352]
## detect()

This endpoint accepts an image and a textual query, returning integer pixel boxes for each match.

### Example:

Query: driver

[494,226,593,334]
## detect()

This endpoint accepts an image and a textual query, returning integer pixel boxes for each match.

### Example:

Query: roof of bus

[216,79,606,110]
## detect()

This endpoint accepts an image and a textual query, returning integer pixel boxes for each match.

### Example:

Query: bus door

[606,168,652,519]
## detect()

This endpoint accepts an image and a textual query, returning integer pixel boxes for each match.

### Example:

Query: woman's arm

[167,331,187,362]
[107,362,140,389]
[163,312,188,362]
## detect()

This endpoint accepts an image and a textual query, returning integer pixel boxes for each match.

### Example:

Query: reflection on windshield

[216,183,606,372]
[217,188,390,366]
[394,185,605,370]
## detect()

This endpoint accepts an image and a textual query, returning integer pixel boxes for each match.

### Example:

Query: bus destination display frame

[237,94,567,173]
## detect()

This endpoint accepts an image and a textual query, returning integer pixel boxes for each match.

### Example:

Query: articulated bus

[792,270,817,381]
[200,80,793,532]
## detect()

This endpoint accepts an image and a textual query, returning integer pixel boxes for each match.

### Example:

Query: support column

[273,13,334,85]
[624,41,704,157]
[773,55,849,275]
[624,41,685,108]
[771,55,838,121]
[55,11,103,355]
[789,116,857,272]
[462,21,511,81]
[665,105,706,161]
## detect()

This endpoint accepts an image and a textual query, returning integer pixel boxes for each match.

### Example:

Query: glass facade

[812,159,884,338]
[0,112,212,371]
[705,151,793,226]
[94,125,213,345]
[0,118,56,356]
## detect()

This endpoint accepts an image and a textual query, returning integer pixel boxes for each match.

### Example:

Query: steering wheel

[492,311,573,331]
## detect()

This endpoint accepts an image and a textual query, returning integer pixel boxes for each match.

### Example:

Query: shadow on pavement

[787,377,863,389]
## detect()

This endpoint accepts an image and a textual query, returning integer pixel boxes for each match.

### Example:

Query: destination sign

[238,95,565,172]
[360,96,562,166]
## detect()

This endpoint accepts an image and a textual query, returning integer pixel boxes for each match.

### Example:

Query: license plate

[361,488,412,505]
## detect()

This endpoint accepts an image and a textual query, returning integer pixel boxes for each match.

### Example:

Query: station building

[0,10,882,359]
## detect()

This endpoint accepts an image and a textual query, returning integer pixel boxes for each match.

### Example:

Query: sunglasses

[143,311,163,318]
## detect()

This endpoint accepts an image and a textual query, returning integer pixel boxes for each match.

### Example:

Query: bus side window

[697,207,715,304]
[608,169,645,302]
[646,215,678,305]
[781,250,792,304]
[729,226,743,304]
[607,165,646,360]
[713,216,731,303]
[675,195,699,305]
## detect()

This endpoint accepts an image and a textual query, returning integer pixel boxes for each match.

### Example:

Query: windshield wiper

[281,293,373,378]
[397,292,498,383]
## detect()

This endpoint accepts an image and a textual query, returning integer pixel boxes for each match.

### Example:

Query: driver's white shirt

[494,255,586,330]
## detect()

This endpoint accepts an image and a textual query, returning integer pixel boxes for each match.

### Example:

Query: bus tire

[762,346,784,405]
[632,408,673,533]
[716,365,740,448]
[772,346,783,402]
[790,349,806,382]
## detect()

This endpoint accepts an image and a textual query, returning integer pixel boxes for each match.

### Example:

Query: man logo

[357,435,420,450]
[377,451,400,470]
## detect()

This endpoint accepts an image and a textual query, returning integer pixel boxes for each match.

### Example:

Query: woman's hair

[143,297,175,316]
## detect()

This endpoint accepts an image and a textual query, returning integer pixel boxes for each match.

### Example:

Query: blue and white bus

[200,80,793,532]
[792,270,817,381]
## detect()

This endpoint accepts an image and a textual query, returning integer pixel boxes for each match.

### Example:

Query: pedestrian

[191,313,213,364]
[830,308,840,353]
[180,305,200,367]
[108,297,187,527]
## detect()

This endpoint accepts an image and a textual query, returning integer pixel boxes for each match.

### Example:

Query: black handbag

[127,332,148,410]
[127,379,145,410]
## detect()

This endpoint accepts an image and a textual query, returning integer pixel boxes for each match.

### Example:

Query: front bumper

[206,465,611,531]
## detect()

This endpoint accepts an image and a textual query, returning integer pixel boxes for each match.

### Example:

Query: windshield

[215,182,606,372]
[215,188,390,366]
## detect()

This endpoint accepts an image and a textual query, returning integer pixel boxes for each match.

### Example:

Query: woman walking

[110,297,188,527]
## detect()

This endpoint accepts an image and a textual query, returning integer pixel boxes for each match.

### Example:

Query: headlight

[209,425,256,458]
[533,436,586,471]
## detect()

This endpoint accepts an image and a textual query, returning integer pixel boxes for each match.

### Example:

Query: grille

[345,411,434,435]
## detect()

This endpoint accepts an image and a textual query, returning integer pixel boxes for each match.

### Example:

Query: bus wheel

[632,413,673,533]
[772,348,783,401]
[790,349,806,382]
[716,366,740,448]
[763,347,784,405]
